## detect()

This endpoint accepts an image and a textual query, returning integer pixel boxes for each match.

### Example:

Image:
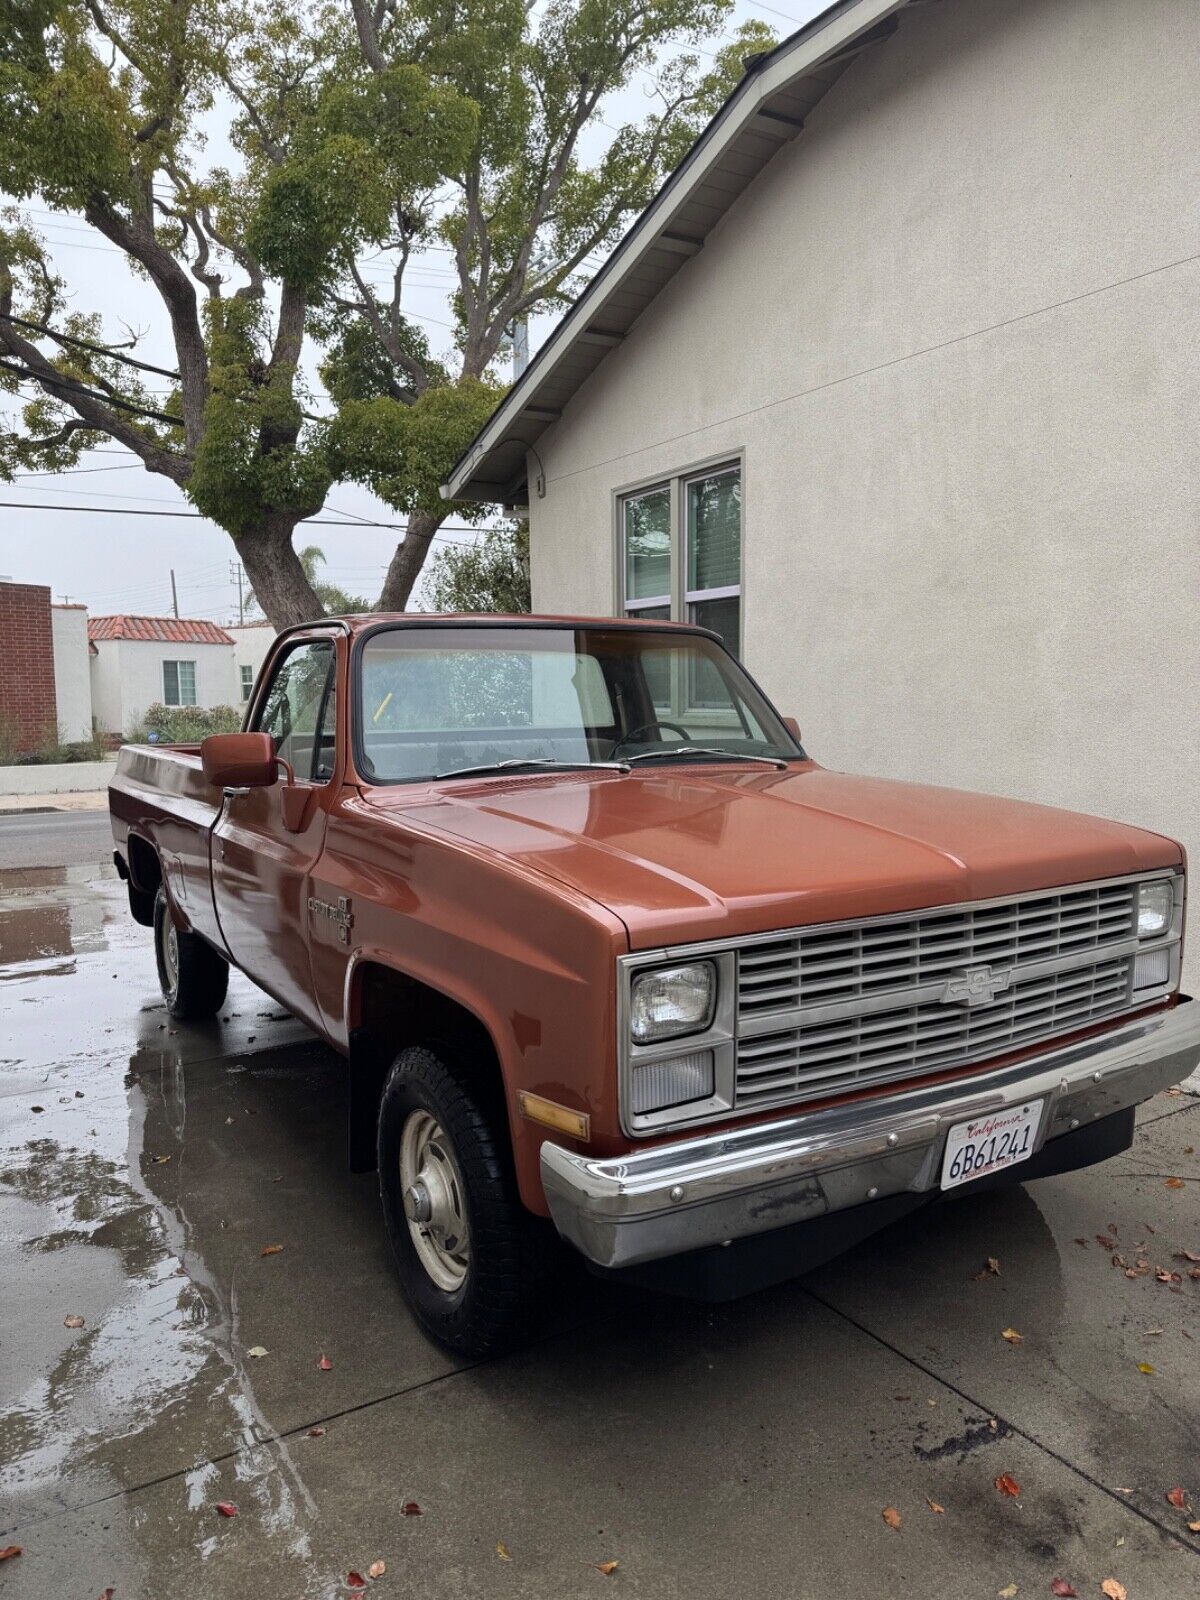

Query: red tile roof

[88,614,234,645]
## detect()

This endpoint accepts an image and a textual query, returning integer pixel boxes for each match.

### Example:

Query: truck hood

[363,762,1181,948]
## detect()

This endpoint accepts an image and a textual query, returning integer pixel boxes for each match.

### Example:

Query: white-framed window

[618,460,741,658]
[162,659,197,706]
[240,664,255,702]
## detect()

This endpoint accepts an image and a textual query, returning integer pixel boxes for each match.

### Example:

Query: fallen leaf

[348,1575,367,1590]
[1188,1520,1200,1532]
[998,1586,1018,1598]
[1101,1581,1126,1600]
[0,1546,22,1561]
[882,1506,902,1529]
[1111,1488,1133,1495]
[215,1501,238,1518]
[1166,1487,1187,1509]
[1166,1178,1185,1190]
[987,1255,1001,1274]
[307,1426,326,1438]
[1115,1537,1125,1547]
[1001,1328,1023,1345]
[318,1353,333,1371]
[151,1154,171,1164]
[1175,1250,1200,1264]
[595,1560,619,1576]
[1097,1234,1116,1250]
[1073,1238,1088,1247]
[64,1314,85,1329]
[246,1345,269,1359]
[995,1474,1021,1498]
[1155,1269,1181,1284]
[401,1502,421,1516]
[1137,1363,1155,1375]
[926,1496,945,1514]
[496,1541,511,1560]
[98,1590,115,1599]
[260,1244,284,1257]
[368,1560,386,1579]
[1049,1583,1078,1598]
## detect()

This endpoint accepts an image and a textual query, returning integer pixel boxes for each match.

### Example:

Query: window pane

[360,629,617,781]
[690,593,740,658]
[178,661,197,705]
[162,661,179,706]
[255,640,335,781]
[623,487,671,601]
[687,469,740,593]
[240,665,254,701]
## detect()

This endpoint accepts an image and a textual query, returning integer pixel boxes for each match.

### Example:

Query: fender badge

[308,894,354,945]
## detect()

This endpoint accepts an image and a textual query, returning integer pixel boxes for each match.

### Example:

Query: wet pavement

[1,813,1199,1599]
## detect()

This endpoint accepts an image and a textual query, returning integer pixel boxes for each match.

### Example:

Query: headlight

[630,961,716,1043]
[1136,880,1173,939]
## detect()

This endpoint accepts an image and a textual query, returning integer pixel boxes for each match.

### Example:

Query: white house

[227,620,277,706]
[88,615,239,735]
[446,0,1200,962]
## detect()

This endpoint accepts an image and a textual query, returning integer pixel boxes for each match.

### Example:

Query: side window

[163,659,197,706]
[254,639,337,783]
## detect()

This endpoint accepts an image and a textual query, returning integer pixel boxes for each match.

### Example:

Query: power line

[0,499,487,543]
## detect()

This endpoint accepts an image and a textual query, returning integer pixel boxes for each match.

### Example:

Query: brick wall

[0,582,58,755]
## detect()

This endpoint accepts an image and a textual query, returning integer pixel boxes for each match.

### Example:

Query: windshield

[357,625,804,783]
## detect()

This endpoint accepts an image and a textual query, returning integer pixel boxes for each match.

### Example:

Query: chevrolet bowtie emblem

[941,964,1012,1007]
[308,894,354,945]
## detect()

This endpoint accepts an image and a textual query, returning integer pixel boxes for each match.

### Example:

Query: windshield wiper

[623,746,789,771]
[434,757,631,780]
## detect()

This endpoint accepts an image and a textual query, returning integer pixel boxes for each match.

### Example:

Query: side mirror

[781,715,802,742]
[201,731,279,790]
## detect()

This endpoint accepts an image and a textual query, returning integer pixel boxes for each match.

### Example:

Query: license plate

[940,1099,1044,1190]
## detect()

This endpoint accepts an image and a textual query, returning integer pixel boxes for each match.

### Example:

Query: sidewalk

[0,789,108,814]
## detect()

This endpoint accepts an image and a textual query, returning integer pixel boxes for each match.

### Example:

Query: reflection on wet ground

[1,828,1199,1598]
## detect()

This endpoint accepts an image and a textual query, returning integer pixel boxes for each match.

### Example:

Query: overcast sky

[0,0,824,624]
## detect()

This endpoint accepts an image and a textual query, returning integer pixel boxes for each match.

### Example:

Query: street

[1,811,1198,1599]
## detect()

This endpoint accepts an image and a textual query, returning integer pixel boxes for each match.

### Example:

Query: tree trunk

[377,509,448,612]
[236,516,325,630]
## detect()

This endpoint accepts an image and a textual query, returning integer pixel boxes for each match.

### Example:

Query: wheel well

[347,962,508,1172]
[127,834,162,895]
[125,835,162,927]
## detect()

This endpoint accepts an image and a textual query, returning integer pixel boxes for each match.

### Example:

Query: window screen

[162,660,197,706]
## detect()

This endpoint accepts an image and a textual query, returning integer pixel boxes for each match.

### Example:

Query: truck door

[211,631,340,1031]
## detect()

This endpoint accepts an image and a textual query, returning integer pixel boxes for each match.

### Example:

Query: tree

[424,519,530,614]
[244,544,369,618]
[0,0,775,627]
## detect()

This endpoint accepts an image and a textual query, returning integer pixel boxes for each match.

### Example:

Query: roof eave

[442,0,907,504]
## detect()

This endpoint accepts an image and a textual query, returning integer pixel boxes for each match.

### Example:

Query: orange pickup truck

[109,615,1199,1354]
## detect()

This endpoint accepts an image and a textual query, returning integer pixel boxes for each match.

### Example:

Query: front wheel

[153,886,229,1020]
[378,1045,555,1356]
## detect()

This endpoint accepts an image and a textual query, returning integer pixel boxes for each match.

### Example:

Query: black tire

[378,1044,556,1356]
[153,886,229,1021]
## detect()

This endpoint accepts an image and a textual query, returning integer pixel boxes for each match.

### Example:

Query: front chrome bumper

[541,999,1200,1269]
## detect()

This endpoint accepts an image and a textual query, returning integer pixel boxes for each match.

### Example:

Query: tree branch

[83,193,209,447]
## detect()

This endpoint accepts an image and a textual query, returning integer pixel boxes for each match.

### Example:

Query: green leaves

[328,379,503,517]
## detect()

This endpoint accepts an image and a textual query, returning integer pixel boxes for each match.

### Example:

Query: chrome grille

[737,880,1137,1020]
[735,954,1134,1110]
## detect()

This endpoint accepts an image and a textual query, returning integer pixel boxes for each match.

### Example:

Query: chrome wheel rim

[160,912,180,998]
[399,1109,470,1292]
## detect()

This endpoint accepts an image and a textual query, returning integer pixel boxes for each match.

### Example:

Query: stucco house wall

[228,623,277,706]
[89,639,239,734]
[527,0,1200,921]
[50,605,92,742]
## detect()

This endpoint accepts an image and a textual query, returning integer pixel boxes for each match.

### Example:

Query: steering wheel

[611,719,693,758]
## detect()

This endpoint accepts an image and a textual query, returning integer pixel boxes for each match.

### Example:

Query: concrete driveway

[1,813,1198,1599]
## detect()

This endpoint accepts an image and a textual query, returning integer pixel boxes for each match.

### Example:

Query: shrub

[133,703,244,744]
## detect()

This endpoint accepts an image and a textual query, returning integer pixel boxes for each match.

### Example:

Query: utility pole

[229,560,245,626]
[170,569,179,619]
